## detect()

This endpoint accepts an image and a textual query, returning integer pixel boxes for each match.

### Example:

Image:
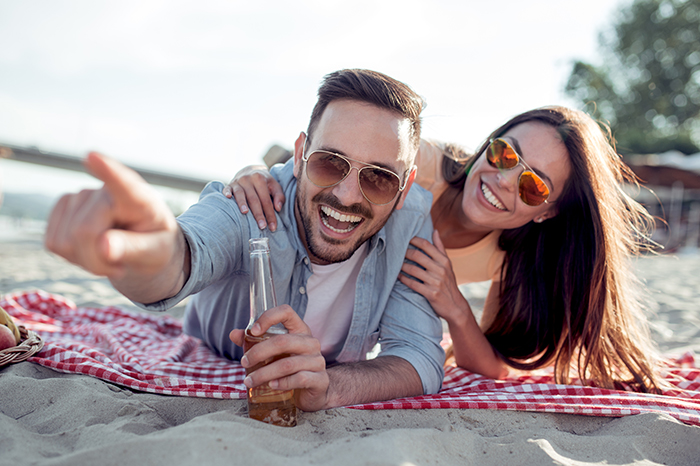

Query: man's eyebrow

[506,137,554,189]
[317,145,401,174]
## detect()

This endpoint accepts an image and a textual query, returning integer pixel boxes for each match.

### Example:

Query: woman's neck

[432,187,493,249]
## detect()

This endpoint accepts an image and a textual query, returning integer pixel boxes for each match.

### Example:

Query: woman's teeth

[481,183,506,211]
[321,206,362,233]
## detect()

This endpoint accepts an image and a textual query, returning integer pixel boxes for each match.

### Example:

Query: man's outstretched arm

[45,152,190,304]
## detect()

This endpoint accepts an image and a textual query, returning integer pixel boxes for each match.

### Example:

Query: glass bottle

[244,237,297,427]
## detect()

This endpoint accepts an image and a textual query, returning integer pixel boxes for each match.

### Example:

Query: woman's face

[461,121,571,231]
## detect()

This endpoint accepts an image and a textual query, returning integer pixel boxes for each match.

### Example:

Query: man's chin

[309,246,354,264]
[308,236,360,264]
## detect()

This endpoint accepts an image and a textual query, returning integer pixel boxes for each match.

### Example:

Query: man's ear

[292,132,306,179]
[394,165,417,211]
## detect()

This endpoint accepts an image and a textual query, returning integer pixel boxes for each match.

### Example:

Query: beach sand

[1,229,700,465]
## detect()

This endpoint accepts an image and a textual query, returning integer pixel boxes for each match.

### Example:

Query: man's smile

[320,205,364,234]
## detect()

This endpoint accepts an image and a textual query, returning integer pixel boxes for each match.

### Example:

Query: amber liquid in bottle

[243,330,297,427]
[246,237,297,427]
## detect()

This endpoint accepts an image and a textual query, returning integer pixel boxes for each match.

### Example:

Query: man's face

[293,99,415,265]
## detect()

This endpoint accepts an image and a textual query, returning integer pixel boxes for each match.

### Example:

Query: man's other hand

[230,305,329,412]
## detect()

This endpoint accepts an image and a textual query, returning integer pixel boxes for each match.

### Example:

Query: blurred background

[1,0,699,251]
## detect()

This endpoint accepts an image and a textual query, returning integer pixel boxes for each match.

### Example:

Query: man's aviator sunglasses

[301,136,409,206]
[486,138,551,206]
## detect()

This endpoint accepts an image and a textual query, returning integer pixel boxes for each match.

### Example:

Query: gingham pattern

[1,291,247,399]
[3,291,700,426]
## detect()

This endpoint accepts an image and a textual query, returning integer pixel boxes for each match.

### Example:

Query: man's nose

[331,167,366,205]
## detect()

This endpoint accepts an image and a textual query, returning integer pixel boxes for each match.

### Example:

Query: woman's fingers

[253,177,279,232]
[408,235,452,269]
[408,236,435,253]
[398,273,432,297]
[267,177,285,213]
[409,236,443,262]
[222,183,233,199]
[227,183,247,211]
[404,248,448,278]
[224,167,285,231]
[233,177,269,229]
[432,229,447,255]
[401,260,435,285]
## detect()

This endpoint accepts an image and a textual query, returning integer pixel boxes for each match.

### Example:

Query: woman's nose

[497,166,521,191]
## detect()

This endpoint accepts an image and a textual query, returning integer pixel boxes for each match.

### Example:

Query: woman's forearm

[444,302,509,380]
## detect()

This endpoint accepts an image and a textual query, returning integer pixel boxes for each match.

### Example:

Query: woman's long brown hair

[441,106,661,392]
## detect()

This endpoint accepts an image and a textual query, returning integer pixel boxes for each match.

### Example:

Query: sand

[1,225,700,465]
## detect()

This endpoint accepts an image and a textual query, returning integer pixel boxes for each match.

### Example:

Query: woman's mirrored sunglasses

[486,138,551,206]
[303,148,407,205]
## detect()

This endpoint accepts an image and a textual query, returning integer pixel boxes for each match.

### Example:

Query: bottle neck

[248,238,287,334]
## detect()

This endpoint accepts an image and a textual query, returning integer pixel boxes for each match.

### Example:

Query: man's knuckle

[270,335,286,349]
[279,358,294,373]
[309,339,321,353]
[294,371,313,388]
[313,357,326,371]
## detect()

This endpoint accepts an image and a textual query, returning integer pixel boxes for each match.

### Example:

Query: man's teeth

[320,205,362,233]
[481,183,506,211]
[321,206,362,223]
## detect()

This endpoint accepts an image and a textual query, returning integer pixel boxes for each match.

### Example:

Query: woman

[224,106,662,392]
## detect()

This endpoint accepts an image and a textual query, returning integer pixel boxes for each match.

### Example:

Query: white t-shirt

[304,243,369,361]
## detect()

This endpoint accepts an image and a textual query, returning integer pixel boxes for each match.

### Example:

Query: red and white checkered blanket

[3,290,700,426]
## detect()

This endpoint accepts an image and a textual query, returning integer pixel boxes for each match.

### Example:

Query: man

[45,69,444,412]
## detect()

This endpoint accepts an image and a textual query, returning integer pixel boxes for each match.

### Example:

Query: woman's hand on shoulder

[400,230,509,380]
[399,230,468,323]
[222,165,285,232]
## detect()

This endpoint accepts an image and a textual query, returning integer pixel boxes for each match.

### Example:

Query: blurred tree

[566,0,700,155]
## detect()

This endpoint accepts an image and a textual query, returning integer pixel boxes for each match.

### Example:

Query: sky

[0,0,625,208]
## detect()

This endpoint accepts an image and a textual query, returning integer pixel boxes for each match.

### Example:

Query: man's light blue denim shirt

[138,160,445,395]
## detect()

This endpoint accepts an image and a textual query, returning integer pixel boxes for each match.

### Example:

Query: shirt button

[299,286,306,295]
[303,258,309,265]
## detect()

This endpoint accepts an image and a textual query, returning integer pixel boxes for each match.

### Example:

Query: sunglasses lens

[487,139,519,170]
[519,171,550,206]
[359,168,401,205]
[306,151,350,187]
[305,150,401,205]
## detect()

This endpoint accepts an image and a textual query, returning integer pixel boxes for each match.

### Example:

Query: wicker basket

[0,325,44,367]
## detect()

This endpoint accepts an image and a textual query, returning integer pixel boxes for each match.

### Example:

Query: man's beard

[295,184,396,264]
